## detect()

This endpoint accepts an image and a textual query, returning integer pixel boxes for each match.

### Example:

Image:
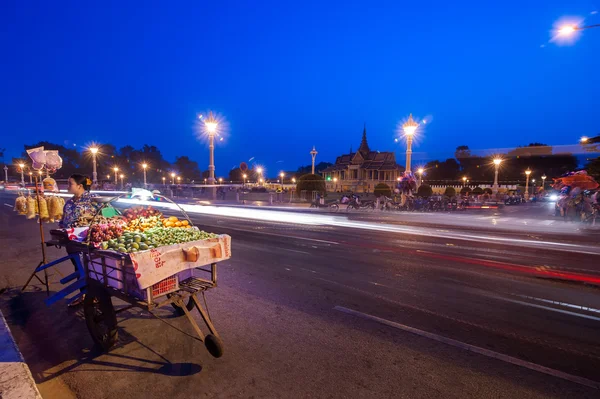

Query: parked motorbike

[346,194,375,211]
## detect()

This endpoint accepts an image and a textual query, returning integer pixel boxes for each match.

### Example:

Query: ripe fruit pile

[163,216,190,228]
[124,215,163,232]
[123,206,162,221]
[102,231,158,253]
[143,227,217,247]
[89,222,125,244]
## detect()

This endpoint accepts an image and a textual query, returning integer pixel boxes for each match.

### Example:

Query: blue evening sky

[1,0,599,176]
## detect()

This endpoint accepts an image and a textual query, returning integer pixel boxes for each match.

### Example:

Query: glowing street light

[256,167,264,186]
[310,146,318,174]
[525,169,532,201]
[28,171,33,184]
[202,111,219,199]
[113,167,119,185]
[581,136,589,143]
[417,167,424,187]
[292,177,296,183]
[142,163,148,187]
[280,172,285,188]
[170,172,176,184]
[219,177,223,184]
[402,114,419,173]
[333,176,338,192]
[18,163,25,186]
[177,176,181,183]
[119,174,125,190]
[243,173,247,186]
[162,176,166,186]
[541,174,547,190]
[492,158,502,194]
[89,147,99,186]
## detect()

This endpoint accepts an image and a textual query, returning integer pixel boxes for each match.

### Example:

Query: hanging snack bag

[26,197,36,219]
[38,196,50,222]
[43,177,59,193]
[14,195,27,215]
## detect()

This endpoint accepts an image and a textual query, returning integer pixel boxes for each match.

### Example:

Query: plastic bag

[26,197,36,219]
[55,197,65,220]
[43,177,58,193]
[38,196,49,222]
[14,195,27,215]
[45,150,63,172]
[27,147,46,169]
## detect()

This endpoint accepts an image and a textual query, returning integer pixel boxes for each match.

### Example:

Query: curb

[0,310,43,399]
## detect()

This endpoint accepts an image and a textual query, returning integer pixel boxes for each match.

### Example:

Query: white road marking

[281,248,311,255]
[334,306,600,390]
[512,294,600,315]
[490,296,600,322]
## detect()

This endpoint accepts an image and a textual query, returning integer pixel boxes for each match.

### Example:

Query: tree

[296,174,326,194]
[173,156,202,183]
[374,183,392,197]
[416,184,433,198]
[460,187,471,195]
[585,157,600,181]
[483,188,493,195]
[444,187,456,197]
[455,145,471,160]
[229,167,244,182]
[472,187,484,195]
[296,162,333,175]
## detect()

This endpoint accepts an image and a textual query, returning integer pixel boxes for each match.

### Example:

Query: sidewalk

[0,310,42,399]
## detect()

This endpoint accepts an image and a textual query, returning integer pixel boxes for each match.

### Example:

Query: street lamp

[113,167,119,185]
[492,158,502,194]
[3,166,8,183]
[243,173,247,187]
[162,176,166,186]
[280,172,285,189]
[256,167,263,185]
[219,177,223,184]
[541,175,547,190]
[170,172,175,184]
[18,163,25,186]
[142,163,148,187]
[417,168,424,187]
[333,177,338,192]
[120,174,124,190]
[310,147,318,174]
[525,169,531,201]
[402,114,419,173]
[89,147,99,186]
[292,177,296,184]
[177,176,181,183]
[28,171,33,184]
[203,112,218,199]
[462,176,467,186]
[106,175,110,179]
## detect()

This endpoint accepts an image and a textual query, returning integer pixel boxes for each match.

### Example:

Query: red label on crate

[149,249,165,269]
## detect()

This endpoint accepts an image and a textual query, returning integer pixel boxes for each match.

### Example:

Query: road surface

[1,191,599,398]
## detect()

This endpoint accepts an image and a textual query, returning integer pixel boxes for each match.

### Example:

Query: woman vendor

[59,174,102,306]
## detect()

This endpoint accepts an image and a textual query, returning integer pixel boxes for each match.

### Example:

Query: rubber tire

[169,295,195,316]
[84,285,118,352]
[329,204,339,212]
[205,334,224,358]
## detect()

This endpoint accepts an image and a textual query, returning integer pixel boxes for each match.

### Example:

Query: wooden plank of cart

[42,228,229,359]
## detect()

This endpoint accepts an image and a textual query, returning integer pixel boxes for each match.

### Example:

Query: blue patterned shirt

[59,192,101,228]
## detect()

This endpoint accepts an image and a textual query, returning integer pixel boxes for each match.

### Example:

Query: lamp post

[280,172,285,189]
[541,175,547,190]
[18,163,25,186]
[219,178,223,184]
[177,176,181,184]
[162,176,166,186]
[402,114,419,173]
[256,167,263,186]
[524,169,531,201]
[170,173,175,185]
[203,112,218,199]
[243,174,247,187]
[28,172,33,184]
[142,163,148,187]
[89,147,99,186]
[113,167,119,185]
[492,158,502,194]
[531,179,536,198]
[417,168,424,187]
[333,177,338,192]
[120,174,124,190]
[3,166,8,183]
[310,147,318,175]
[462,176,467,187]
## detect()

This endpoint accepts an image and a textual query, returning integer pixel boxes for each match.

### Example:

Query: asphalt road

[1,192,600,398]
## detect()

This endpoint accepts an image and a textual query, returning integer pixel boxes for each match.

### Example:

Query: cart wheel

[168,294,195,316]
[205,334,224,358]
[84,286,118,352]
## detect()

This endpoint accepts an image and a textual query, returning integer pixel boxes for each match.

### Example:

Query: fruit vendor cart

[28,193,231,358]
